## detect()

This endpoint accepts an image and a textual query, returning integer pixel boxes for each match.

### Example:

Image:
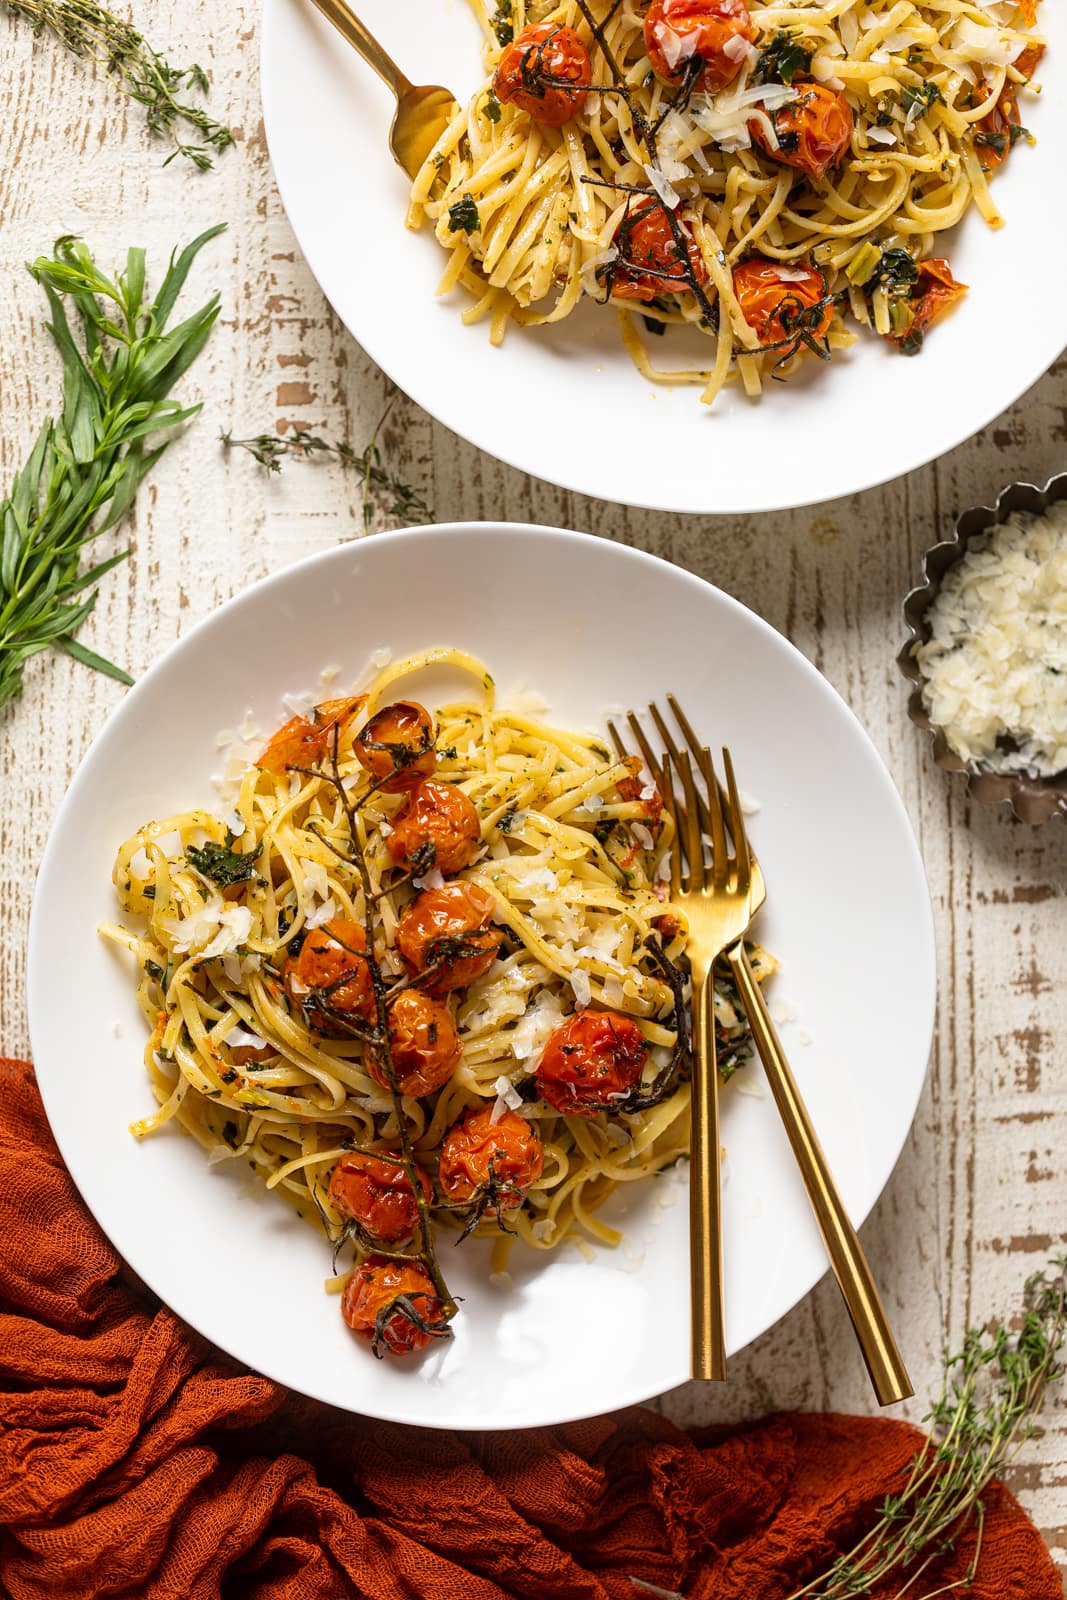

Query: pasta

[101,648,774,1358]
[408,0,1046,402]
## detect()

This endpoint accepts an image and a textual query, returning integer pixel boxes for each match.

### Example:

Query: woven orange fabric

[0,1057,1059,1600]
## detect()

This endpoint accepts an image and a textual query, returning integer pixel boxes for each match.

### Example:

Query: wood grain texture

[0,2,1064,1581]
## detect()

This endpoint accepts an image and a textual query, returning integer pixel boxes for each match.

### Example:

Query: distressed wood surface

[1,1,1065,1581]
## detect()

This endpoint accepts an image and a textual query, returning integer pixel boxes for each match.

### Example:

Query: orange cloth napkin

[0,1057,1059,1600]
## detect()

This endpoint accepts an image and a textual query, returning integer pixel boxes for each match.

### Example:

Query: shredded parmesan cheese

[915,504,1067,778]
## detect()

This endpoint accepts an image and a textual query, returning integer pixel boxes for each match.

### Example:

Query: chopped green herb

[498,807,518,834]
[484,92,502,123]
[869,246,919,297]
[438,745,458,760]
[490,0,513,46]
[186,837,262,888]
[641,315,666,337]
[447,194,481,235]
[902,81,943,121]
[752,29,813,86]
[221,1119,240,1148]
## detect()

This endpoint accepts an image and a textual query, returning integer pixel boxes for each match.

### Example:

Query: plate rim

[27,520,937,1426]
[259,0,1067,517]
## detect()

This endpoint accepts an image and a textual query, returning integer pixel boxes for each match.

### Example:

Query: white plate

[28,524,935,1429]
[260,1,1065,515]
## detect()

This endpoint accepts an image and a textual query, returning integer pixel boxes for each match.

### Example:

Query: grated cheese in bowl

[914,503,1067,778]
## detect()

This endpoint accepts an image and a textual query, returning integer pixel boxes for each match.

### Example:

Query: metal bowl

[898,472,1067,825]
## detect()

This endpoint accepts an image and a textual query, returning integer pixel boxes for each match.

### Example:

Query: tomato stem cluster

[297,729,460,1342]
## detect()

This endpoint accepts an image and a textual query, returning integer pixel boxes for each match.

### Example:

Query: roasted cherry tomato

[341,1255,447,1356]
[328,1151,432,1247]
[494,22,591,128]
[386,779,482,876]
[257,697,364,775]
[975,48,1042,171]
[536,1009,648,1115]
[644,0,756,93]
[732,258,832,348]
[355,700,436,791]
[395,883,502,994]
[1015,42,1044,80]
[617,755,664,822]
[891,258,966,353]
[652,911,683,942]
[371,990,463,1097]
[750,84,853,181]
[609,200,708,304]
[438,1106,544,1212]
[283,919,375,1034]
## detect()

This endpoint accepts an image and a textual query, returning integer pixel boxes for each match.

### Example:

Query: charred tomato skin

[536,1009,648,1115]
[371,989,463,1098]
[355,700,436,791]
[609,201,708,304]
[328,1151,433,1247]
[395,883,502,994]
[386,780,482,875]
[494,22,591,127]
[438,1106,544,1211]
[283,918,375,1035]
[750,84,853,181]
[257,697,364,775]
[644,0,757,94]
[732,257,832,347]
[341,1255,446,1356]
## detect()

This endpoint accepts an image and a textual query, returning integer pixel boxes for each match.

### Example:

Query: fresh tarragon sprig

[0,227,224,713]
[4,0,235,169]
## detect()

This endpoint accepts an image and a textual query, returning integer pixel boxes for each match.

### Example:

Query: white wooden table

[1,3,1064,1578]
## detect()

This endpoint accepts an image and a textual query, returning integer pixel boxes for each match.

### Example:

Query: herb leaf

[490,0,513,46]
[0,228,224,714]
[186,838,262,888]
[752,30,813,86]
[447,194,481,235]
[902,81,943,122]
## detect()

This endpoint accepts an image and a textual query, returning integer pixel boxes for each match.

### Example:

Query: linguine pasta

[101,649,774,1354]
[408,0,1045,402]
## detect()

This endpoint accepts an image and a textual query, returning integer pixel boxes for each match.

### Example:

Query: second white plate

[261,0,1066,514]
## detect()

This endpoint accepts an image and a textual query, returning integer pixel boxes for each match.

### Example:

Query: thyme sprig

[292,735,458,1341]
[4,0,235,169]
[791,1257,1066,1599]
[222,387,433,531]
[632,1257,1067,1600]
[0,227,224,713]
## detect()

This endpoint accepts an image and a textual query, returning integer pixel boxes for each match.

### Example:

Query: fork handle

[304,0,412,98]
[726,940,912,1407]
[690,970,727,1381]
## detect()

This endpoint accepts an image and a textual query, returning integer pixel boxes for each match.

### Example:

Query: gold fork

[610,717,751,1379]
[305,0,457,178]
[616,705,913,1406]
